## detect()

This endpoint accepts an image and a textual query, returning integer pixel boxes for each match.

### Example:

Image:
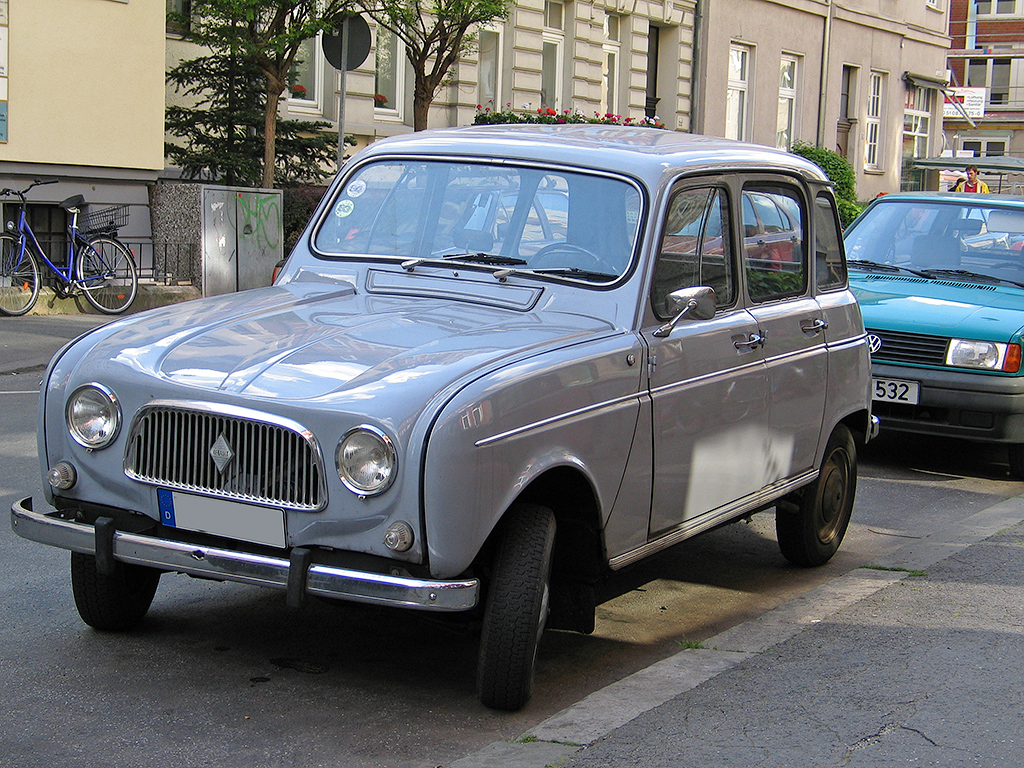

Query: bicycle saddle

[59,194,86,211]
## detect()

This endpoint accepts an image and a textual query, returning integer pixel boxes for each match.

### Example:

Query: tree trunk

[263,79,284,188]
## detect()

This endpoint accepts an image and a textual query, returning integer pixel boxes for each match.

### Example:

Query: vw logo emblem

[867,334,883,354]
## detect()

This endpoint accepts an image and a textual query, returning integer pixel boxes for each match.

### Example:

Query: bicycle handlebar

[0,178,60,200]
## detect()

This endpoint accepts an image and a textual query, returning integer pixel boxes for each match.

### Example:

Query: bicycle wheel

[75,236,138,314]
[0,233,41,316]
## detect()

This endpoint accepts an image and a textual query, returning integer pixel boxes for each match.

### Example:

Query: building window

[974,0,1020,14]
[837,65,855,158]
[541,0,564,109]
[961,135,1008,156]
[288,35,323,111]
[602,14,621,115]
[166,0,190,35]
[903,85,932,160]
[477,28,501,109]
[645,25,660,119]
[776,55,798,150]
[864,72,884,170]
[375,28,403,115]
[726,44,751,141]
[967,57,1013,106]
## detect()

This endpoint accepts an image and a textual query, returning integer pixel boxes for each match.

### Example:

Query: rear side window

[652,186,734,318]
[742,185,806,303]
[814,193,847,290]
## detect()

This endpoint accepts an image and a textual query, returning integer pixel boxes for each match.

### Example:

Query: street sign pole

[337,20,350,169]
[323,16,371,171]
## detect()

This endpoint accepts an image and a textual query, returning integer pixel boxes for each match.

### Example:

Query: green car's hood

[850,273,1024,341]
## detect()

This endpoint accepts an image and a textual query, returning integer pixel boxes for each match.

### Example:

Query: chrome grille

[125,404,326,511]
[867,328,949,366]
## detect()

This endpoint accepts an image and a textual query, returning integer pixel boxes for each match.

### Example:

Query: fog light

[47,462,77,490]
[384,521,414,552]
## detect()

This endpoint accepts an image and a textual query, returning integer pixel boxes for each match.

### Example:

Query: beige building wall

[696,0,949,198]
[0,0,164,173]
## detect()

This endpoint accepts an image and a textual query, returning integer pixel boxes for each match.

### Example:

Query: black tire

[75,236,138,314]
[1009,444,1024,479]
[70,552,160,631]
[0,234,40,316]
[777,424,857,567]
[477,503,556,711]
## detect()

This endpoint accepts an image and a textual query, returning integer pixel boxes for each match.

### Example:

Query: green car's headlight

[336,425,397,496]
[66,383,121,449]
[945,339,1022,372]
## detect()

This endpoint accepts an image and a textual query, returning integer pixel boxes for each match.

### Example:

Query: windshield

[313,159,643,282]
[845,199,1024,285]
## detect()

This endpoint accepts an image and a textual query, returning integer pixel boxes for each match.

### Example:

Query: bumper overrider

[11,497,479,612]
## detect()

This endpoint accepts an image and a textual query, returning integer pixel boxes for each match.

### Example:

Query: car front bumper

[11,497,479,612]
[871,362,1024,444]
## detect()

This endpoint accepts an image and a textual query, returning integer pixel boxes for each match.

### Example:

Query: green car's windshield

[845,198,1024,286]
[313,159,643,282]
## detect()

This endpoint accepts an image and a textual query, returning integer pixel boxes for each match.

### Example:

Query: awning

[912,155,1024,174]
[903,71,977,128]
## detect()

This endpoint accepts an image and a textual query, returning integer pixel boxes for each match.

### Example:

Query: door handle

[734,332,765,350]
[801,318,828,334]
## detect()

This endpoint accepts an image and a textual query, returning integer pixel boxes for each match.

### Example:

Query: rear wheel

[0,234,40,316]
[777,424,857,566]
[477,503,556,711]
[70,552,160,630]
[75,236,138,314]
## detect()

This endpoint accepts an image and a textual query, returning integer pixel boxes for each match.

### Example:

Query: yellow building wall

[0,0,164,171]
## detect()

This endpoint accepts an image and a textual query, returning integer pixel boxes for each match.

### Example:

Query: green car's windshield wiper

[442,252,528,266]
[847,259,930,278]
[922,268,1024,289]
[530,267,620,282]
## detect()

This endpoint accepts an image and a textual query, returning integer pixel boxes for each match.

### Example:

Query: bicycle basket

[80,204,130,234]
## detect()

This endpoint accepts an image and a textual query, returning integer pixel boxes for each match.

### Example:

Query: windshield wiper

[531,267,619,282]
[921,268,1024,289]
[847,259,930,278]
[442,252,528,266]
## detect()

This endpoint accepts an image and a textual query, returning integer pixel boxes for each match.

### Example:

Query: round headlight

[336,426,397,496]
[66,383,121,449]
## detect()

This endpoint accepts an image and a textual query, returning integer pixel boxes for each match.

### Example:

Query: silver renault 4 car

[12,125,872,711]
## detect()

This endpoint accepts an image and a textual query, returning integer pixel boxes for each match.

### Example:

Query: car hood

[850,273,1024,340]
[65,283,618,403]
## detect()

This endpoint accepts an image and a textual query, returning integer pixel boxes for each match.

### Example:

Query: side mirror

[653,286,717,338]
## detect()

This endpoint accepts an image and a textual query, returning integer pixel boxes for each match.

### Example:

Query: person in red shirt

[953,165,990,193]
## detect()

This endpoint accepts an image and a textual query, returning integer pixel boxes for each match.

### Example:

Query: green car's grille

[867,329,948,366]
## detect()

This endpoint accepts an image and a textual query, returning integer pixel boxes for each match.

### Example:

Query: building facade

[0,0,164,250]
[945,0,1024,190]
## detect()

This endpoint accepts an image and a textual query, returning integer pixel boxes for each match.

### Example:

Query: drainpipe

[816,0,834,147]
[691,0,703,134]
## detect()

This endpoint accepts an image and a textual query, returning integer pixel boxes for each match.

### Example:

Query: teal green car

[845,192,1024,477]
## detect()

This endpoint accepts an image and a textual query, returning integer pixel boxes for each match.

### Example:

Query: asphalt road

[2,316,1022,767]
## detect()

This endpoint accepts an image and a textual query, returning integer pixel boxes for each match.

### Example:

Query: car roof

[867,191,1024,207]
[353,124,830,186]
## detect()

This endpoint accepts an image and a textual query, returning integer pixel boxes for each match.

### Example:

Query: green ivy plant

[790,140,863,227]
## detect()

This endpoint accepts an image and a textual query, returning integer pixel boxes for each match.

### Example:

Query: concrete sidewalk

[451,494,1024,767]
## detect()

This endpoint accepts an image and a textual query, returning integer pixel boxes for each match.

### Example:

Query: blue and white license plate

[157,490,286,548]
[871,377,920,404]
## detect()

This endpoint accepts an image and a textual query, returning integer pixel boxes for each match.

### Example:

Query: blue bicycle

[0,179,138,316]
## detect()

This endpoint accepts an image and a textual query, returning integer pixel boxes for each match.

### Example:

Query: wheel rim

[815,447,851,544]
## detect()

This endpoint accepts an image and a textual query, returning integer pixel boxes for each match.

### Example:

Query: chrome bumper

[11,497,479,612]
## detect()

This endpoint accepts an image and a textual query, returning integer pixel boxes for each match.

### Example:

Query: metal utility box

[202,187,283,296]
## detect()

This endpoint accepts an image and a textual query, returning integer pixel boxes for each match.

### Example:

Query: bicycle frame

[8,201,106,289]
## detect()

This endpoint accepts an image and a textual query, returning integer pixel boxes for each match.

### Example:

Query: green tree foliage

[166,53,338,186]
[357,0,512,131]
[173,0,352,188]
[283,185,328,252]
[790,141,862,227]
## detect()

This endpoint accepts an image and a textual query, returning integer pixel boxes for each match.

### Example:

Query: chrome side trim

[475,391,642,447]
[608,469,818,570]
[10,498,478,612]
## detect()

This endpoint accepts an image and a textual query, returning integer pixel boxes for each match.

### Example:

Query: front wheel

[1009,444,1024,479]
[71,552,160,631]
[0,234,40,316]
[777,424,857,567]
[477,503,556,711]
[75,236,138,314]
